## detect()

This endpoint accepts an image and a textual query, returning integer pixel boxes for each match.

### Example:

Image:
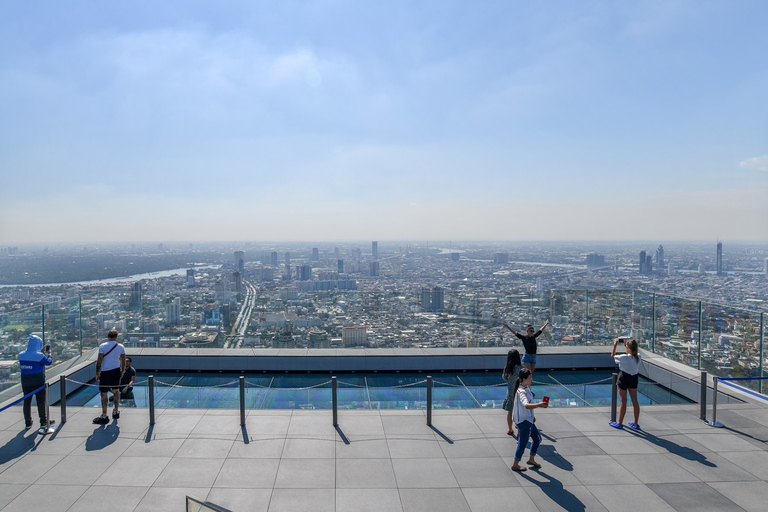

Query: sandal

[527,460,542,468]
[93,416,109,424]
[609,421,623,430]
[511,465,527,472]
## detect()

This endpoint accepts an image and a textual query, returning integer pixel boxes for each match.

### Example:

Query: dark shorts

[618,371,639,390]
[99,368,121,392]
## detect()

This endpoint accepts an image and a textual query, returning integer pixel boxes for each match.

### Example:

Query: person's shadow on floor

[0,428,39,464]
[85,420,120,451]
[518,469,586,512]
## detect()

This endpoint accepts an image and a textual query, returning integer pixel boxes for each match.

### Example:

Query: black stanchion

[707,377,724,428]
[332,376,338,427]
[426,376,433,426]
[610,373,618,422]
[148,375,155,426]
[59,375,67,425]
[239,376,245,427]
[700,371,707,421]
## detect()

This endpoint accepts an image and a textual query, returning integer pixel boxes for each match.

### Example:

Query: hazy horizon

[1,1,767,244]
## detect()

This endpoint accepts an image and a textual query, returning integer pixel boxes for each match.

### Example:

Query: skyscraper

[130,282,142,309]
[372,241,378,260]
[639,251,647,274]
[369,261,379,277]
[270,251,278,267]
[234,251,245,273]
[298,264,312,281]
[420,288,432,311]
[186,269,195,287]
[233,271,243,293]
[337,259,344,274]
[284,252,291,279]
[656,244,664,269]
[432,286,445,313]
[312,248,319,261]
[716,241,723,276]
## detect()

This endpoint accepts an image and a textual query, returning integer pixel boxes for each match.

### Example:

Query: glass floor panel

[62,370,692,410]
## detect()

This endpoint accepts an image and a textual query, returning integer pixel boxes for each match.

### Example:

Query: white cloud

[740,156,768,172]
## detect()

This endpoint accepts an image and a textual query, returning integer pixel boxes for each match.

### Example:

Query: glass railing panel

[585,290,635,346]
[632,291,655,351]
[653,295,701,368]
[547,289,585,346]
[701,303,762,388]
[0,304,43,392]
[44,296,83,361]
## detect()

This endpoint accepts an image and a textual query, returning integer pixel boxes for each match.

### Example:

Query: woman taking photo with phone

[609,337,642,430]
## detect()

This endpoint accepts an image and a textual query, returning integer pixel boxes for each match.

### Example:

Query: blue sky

[1,1,766,243]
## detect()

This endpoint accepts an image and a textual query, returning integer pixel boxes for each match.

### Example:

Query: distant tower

[493,252,509,264]
[646,255,653,275]
[655,244,664,269]
[234,251,245,273]
[298,264,312,281]
[130,282,142,309]
[764,257,768,275]
[716,241,723,276]
[270,251,278,267]
[233,271,243,293]
[450,253,460,262]
[372,241,378,260]
[420,288,432,311]
[338,259,344,274]
[432,286,444,313]
[639,251,647,274]
[312,248,319,261]
[369,261,379,277]
[186,269,195,287]
[284,252,291,279]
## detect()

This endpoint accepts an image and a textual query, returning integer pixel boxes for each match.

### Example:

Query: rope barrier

[0,385,46,414]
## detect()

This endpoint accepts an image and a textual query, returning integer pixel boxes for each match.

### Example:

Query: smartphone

[542,396,550,404]
[44,344,51,353]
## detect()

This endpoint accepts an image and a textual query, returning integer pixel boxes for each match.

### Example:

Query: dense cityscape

[1,240,766,392]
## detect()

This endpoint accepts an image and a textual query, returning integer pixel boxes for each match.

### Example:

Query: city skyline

[1,1,767,244]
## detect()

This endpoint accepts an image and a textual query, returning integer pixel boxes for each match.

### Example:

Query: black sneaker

[25,422,33,429]
[93,416,110,424]
[112,411,120,419]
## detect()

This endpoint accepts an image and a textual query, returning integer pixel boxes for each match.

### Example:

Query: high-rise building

[420,288,432,311]
[234,251,245,273]
[432,286,444,313]
[646,255,653,275]
[639,251,647,274]
[298,264,312,281]
[764,257,768,275]
[372,241,378,260]
[337,259,344,274]
[493,252,509,264]
[284,252,291,279]
[233,271,243,293]
[186,269,195,287]
[655,244,664,269]
[165,298,181,326]
[342,326,367,347]
[716,241,723,276]
[586,254,605,268]
[450,253,460,262]
[270,251,278,267]
[130,282,142,309]
[369,261,379,277]
[312,248,319,261]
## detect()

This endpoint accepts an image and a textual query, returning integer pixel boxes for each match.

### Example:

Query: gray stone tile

[427,414,483,435]
[336,458,396,488]
[212,458,279,488]
[568,455,641,486]
[557,411,612,432]
[689,432,761,452]
[524,484,609,512]
[245,414,291,435]
[94,455,171,486]
[447,457,516,488]
[336,488,404,512]
[336,437,390,458]
[462,487,539,512]
[589,433,660,454]
[153,457,224,487]
[668,451,759,482]
[0,483,87,512]
[439,436,499,458]
[282,437,336,458]
[149,413,202,434]
[0,484,28,510]
[175,437,235,458]
[273,458,335,488]
[286,415,336,439]
[268,488,335,512]
[135,487,210,512]
[123,436,185,457]
[381,415,434,435]
[709,481,768,512]
[546,433,607,456]
[228,435,286,458]
[392,458,459,488]
[588,483,676,511]
[334,414,385,435]
[0,454,64,484]
[387,437,443,458]
[206,488,272,512]
[721,450,768,479]
[69,485,149,512]
[399,488,471,512]
[648,482,746,512]
[613,453,700,484]
[191,414,243,436]
[41,454,118,485]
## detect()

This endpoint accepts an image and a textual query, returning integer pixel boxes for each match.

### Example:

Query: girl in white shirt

[609,338,641,430]
[510,367,548,472]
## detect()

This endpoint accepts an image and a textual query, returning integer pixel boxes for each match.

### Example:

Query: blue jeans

[514,420,541,461]
[522,353,537,365]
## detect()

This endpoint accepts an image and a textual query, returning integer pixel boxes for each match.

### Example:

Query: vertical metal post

[699,371,707,421]
[708,377,724,427]
[332,376,338,427]
[79,296,83,354]
[610,373,618,422]
[760,313,764,395]
[697,301,703,369]
[651,293,656,353]
[59,375,67,425]
[426,376,433,426]
[148,375,155,426]
[239,376,245,427]
[44,382,51,431]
